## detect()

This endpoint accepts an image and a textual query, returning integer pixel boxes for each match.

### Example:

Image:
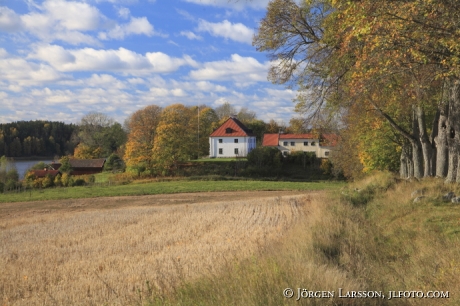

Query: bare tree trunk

[445,79,460,183]
[411,106,424,179]
[400,141,412,178]
[415,105,433,177]
[434,92,448,178]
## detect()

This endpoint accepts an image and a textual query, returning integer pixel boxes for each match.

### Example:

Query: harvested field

[0,191,315,305]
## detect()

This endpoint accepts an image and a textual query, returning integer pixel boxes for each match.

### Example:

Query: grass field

[0,180,343,203]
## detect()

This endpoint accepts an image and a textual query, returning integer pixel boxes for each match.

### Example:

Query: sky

[0,0,298,125]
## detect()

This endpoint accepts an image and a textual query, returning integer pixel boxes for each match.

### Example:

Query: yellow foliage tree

[124,105,162,174]
[153,104,195,174]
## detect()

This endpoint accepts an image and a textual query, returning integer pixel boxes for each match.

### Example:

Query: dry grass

[1,193,311,305]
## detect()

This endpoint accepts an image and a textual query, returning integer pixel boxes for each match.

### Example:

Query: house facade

[262,133,338,158]
[209,117,256,158]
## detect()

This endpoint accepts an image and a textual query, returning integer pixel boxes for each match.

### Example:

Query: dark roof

[29,170,60,178]
[210,117,255,137]
[70,158,106,168]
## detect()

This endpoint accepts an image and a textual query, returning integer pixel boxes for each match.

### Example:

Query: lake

[12,160,52,179]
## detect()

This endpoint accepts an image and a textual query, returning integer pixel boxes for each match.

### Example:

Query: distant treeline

[0,121,77,157]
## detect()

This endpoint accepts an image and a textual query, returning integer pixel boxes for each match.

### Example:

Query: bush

[42,175,54,188]
[247,147,283,168]
[73,178,86,186]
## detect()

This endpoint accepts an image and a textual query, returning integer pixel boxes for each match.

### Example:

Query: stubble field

[1,191,312,305]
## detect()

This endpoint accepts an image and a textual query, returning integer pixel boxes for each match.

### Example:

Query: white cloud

[2,1,154,45]
[99,17,154,40]
[180,30,202,40]
[30,45,197,74]
[196,19,253,44]
[189,54,268,82]
[0,55,65,87]
[0,48,8,58]
[183,0,270,10]
[42,0,102,31]
[118,7,131,19]
[0,6,23,32]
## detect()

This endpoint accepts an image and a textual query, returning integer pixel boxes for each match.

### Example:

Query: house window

[290,142,295,146]
[219,148,223,155]
[283,151,288,156]
[234,139,238,143]
[219,139,223,143]
[304,141,308,146]
[225,128,233,134]
[325,151,330,156]
[283,141,288,146]
[234,148,239,155]
[311,141,316,146]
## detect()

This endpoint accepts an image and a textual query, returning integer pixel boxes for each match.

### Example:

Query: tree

[254,0,460,180]
[59,156,72,174]
[215,101,236,120]
[195,106,219,158]
[124,105,162,174]
[104,153,124,172]
[76,112,126,158]
[153,104,195,174]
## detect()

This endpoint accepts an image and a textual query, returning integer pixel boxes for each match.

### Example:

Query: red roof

[29,170,60,178]
[279,133,317,139]
[262,134,279,146]
[210,117,255,137]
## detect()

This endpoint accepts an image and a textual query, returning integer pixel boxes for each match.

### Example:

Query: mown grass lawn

[0,180,344,203]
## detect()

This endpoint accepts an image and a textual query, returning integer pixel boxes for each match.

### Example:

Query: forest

[0,121,77,157]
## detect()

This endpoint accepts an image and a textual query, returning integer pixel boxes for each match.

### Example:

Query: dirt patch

[0,190,316,221]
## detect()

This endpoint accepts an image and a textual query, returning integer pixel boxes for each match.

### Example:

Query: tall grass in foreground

[154,172,460,305]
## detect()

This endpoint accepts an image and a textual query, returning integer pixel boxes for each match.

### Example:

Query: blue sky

[0,0,297,125]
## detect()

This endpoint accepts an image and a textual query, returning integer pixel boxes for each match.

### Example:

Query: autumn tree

[153,104,196,174]
[194,106,219,158]
[124,105,162,174]
[255,0,460,180]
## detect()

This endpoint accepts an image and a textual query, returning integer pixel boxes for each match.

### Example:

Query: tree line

[0,121,77,157]
[253,0,460,181]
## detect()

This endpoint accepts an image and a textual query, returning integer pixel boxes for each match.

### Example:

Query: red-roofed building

[50,158,106,175]
[262,133,339,158]
[209,117,256,157]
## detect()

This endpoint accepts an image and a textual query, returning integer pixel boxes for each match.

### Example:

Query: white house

[209,117,256,158]
[262,133,338,158]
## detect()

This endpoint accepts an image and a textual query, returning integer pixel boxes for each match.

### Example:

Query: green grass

[0,179,344,203]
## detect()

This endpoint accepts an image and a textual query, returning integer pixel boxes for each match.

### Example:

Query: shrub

[61,172,71,187]
[73,178,86,186]
[54,174,62,187]
[42,175,54,188]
